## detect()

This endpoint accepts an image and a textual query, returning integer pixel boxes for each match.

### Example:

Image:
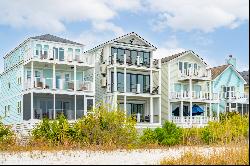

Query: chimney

[226,55,236,68]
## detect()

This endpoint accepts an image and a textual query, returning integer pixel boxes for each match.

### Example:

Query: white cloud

[0,0,141,34]
[148,0,249,32]
[154,35,186,59]
[154,47,186,59]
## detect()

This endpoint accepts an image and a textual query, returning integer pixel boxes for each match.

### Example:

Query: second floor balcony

[178,68,211,81]
[170,91,220,101]
[220,91,249,101]
[24,77,94,93]
[25,47,94,66]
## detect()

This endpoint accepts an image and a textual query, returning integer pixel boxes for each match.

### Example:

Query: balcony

[24,50,94,66]
[170,91,219,101]
[171,116,217,128]
[108,53,160,70]
[178,68,211,81]
[221,92,249,101]
[24,77,94,93]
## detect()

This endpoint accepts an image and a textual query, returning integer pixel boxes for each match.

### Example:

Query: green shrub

[31,105,138,148]
[202,113,249,144]
[140,121,182,146]
[0,122,16,150]
[31,114,73,146]
[139,128,157,144]
[182,127,203,145]
[72,105,137,147]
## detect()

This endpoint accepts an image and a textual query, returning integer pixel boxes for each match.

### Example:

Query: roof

[160,50,207,65]
[4,34,83,59]
[31,34,84,46]
[210,64,230,80]
[240,70,249,85]
[210,64,247,84]
[85,32,157,53]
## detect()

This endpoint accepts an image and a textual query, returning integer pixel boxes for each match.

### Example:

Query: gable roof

[31,34,84,46]
[160,50,207,65]
[85,32,157,53]
[210,64,247,84]
[210,64,230,80]
[240,70,249,85]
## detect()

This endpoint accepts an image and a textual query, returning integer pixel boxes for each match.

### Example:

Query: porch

[117,95,161,126]
[169,101,219,128]
[23,93,95,121]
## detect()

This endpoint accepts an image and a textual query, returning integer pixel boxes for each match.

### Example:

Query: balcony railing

[170,91,219,100]
[178,68,211,80]
[220,92,249,100]
[24,78,94,92]
[24,50,94,66]
[171,116,217,125]
[108,53,160,69]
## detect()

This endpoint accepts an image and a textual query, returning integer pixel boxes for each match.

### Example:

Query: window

[143,75,150,93]
[8,82,10,89]
[35,44,42,56]
[44,45,49,56]
[5,105,10,117]
[75,49,80,59]
[17,101,22,114]
[117,72,124,92]
[53,47,58,59]
[68,48,73,59]
[131,50,137,65]
[143,52,150,65]
[17,77,22,85]
[184,62,188,72]
[59,48,64,61]
[117,48,124,63]
[126,73,131,92]
[125,49,131,62]
[179,62,183,72]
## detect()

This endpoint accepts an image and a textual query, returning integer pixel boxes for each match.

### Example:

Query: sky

[0,0,249,73]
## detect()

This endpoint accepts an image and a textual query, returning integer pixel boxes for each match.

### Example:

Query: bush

[182,127,203,145]
[140,121,182,146]
[202,113,249,144]
[72,105,137,147]
[0,122,16,150]
[31,114,73,146]
[139,128,157,144]
[31,105,138,148]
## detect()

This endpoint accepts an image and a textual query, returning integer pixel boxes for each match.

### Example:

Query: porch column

[189,78,192,125]
[169,102,172,122]
[84,95,87,116]
[74,64,76,92]
[31,61,34,120]
[114,65,117,92]
[150,97,153,124]
[241,104,243,116]
[180,101,183,123]
[209,103,212,120]
[217,103,220,121]
[124,68,126,93]
[53,93,56,119]
[159,97,162,124]
[31,92,33,120]
[74,95,76,120]
[236,102,238,113]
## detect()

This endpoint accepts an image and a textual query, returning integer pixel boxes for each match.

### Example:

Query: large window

[111,72,150,93]
[117,72,124,92]
[222,86,235,98]
[53,47,58,59]
[43,45,49,57]
[111,47,151,66]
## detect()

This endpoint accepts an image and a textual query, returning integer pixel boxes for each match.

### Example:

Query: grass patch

[160,142,249,165]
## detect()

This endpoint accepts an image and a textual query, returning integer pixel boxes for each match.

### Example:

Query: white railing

[221,92,249,100]
[24,78,94,92]
[170,91,219,100]
[24,49,94,66]
[178,68,211,80]
[171,116,217,125]
[109,53,155,69]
